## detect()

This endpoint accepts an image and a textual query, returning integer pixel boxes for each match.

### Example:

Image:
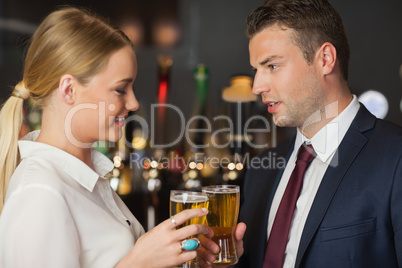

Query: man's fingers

[197,245,216,266]
[199,234,220,254]
[235,222,247,257]
[235,222,247,240]
[198,257,214,268]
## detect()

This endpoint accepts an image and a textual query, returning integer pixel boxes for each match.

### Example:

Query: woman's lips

[115,116,126,127]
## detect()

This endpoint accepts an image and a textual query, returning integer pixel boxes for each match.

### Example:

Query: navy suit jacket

[238,105,402,268]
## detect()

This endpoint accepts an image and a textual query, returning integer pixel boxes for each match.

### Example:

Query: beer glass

[170,190,209,268]
[202,185,240,266]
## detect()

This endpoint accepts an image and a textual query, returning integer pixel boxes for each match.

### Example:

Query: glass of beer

[202,185,240,266]
[170,190,209,268]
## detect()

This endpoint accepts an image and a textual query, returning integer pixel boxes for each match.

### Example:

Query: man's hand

[198,222,247,267]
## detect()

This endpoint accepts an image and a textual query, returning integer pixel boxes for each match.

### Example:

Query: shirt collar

[18,130,114,192]
[295,95,360,163]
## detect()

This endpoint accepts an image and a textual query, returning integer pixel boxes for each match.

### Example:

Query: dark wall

[0,0,401,129]
[332,0,402,126]
[124,0,402,131]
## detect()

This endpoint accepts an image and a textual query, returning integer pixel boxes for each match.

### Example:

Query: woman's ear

[58,74,77,104]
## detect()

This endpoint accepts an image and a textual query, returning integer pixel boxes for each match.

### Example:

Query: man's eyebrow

[259,55,283,66]
[250,55,283,71]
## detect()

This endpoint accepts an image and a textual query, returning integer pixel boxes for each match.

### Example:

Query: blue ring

[181,238,200,251]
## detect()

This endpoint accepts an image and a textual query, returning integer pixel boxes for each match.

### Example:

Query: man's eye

[269,65,278,70]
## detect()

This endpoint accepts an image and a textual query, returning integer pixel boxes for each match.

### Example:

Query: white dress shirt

[267,96,360,268]
[0,131,145,268]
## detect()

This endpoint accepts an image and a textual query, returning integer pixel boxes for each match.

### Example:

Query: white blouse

[0,131,145,268]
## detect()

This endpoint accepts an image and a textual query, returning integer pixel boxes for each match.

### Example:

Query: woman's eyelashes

[115,88,126,95]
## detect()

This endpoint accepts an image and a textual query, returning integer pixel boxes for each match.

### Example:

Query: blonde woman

[0,7,221,268]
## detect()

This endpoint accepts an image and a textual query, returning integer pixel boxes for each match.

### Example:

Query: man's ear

[58,74,77,104]
[318,42,337,76]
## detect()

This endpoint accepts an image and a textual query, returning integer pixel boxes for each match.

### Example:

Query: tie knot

[297,143,316,163]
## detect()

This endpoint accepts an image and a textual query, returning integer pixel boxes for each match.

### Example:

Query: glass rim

[170,190,208,203]
[202,185,240,193]
[170,190,207,195]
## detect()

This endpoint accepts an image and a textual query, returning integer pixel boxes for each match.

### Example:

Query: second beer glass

[202,185,240,266]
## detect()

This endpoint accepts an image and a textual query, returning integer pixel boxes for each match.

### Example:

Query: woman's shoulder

[6,155,74,202]
[16,154,68,181]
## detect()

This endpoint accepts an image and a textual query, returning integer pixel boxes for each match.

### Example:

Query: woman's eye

[115,89,126,95]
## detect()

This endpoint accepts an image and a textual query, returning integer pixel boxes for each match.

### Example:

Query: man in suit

[237,0,402,267]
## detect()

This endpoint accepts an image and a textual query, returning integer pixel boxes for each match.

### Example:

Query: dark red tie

[262,143,316,268]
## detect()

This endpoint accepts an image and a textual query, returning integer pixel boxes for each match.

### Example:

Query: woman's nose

[126,89,139,111]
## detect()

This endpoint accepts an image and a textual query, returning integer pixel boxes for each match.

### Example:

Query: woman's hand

[198,222,247,268]
[116,208,211,268]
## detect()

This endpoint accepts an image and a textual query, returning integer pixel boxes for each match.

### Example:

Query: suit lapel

[295,105,375,267]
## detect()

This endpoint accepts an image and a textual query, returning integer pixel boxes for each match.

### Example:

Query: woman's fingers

[119,207,214,268]
[174,223,211,241]
[167,208,208,230]
[168,207,211,240]
[176,250,198,265]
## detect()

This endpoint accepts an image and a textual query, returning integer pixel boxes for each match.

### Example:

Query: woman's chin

[108,129,123,142]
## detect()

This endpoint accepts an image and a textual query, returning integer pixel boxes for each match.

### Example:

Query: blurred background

[1,0,401,230]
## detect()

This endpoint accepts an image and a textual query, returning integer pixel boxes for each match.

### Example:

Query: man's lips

[266,101,281,113]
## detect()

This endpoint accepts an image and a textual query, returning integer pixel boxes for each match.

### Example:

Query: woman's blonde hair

[0,6,133,213]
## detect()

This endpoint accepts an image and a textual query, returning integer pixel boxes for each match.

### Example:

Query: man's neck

[299,93,353,139]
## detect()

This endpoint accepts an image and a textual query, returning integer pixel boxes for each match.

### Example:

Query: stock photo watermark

[130,151,287,171]
[63,101,342,168]
[64,102,277,150]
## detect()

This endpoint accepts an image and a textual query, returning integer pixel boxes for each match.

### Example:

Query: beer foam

[203,188,239,194]
[170,194,208,203]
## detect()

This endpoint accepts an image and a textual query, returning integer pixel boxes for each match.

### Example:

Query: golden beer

[170,191,209,268]
[170,192,209,227]
[202,185,240,265]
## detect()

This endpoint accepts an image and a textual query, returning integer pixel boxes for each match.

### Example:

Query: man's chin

[273,115,288,127]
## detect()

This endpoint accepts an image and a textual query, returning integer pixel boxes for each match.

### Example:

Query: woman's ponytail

[0,82,30,214]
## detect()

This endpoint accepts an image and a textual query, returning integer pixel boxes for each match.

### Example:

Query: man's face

[249,25,325,129]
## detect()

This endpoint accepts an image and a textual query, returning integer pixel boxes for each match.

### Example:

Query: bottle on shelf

[109,125,132,195]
